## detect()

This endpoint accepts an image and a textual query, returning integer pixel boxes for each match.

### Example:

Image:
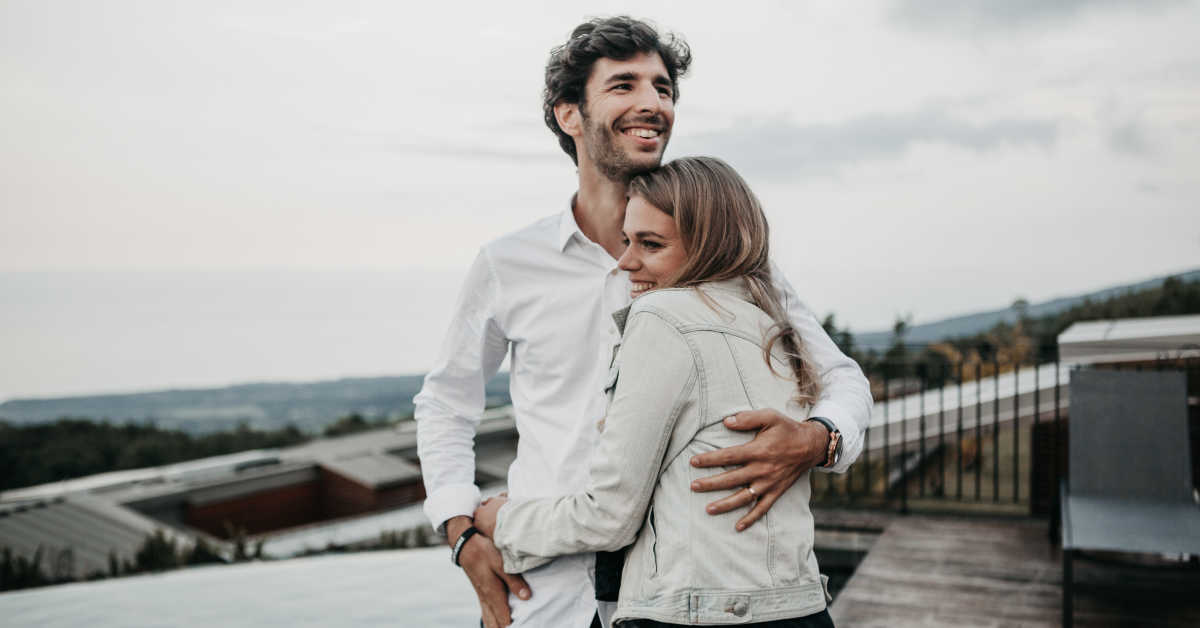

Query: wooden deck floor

[829,515,1200,627]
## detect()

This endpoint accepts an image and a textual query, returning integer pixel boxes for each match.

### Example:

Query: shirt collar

[556,195,582,252]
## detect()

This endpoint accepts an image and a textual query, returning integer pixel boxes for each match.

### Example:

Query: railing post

[1013,361,1020,504]
[919,366,927,499]
[957,361,965,500]
[1034,362,1040,515]
[901,365,908,514]
[883,374,890,505]
[993,358,1000,504]
[939,362,946,498]
[975,361,983,501]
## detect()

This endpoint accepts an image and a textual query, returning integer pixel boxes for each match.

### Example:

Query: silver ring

[746,486,757,497]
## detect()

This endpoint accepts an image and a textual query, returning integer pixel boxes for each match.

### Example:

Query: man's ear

[554,101,583,138]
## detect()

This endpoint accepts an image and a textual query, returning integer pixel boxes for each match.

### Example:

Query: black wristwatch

[451,526,481,566]
[806,416,842,468]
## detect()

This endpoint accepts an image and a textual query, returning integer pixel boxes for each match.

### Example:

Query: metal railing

[813,355,1067,513]
[812,352,1199,514]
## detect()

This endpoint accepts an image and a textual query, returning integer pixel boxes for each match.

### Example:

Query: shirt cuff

[809,400,862,474]
[423,483,482,533]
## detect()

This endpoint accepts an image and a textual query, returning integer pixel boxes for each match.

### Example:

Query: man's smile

[616,115,668,150]
[623,128,660,138]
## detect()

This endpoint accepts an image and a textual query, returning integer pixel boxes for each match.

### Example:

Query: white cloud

[674,109,1059,178]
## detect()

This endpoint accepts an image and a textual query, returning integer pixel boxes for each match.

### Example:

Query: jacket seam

[612,310,701,554]
[628,307,710,432]
[722,333,755,412]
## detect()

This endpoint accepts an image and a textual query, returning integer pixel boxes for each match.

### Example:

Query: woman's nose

[617,245,637,271]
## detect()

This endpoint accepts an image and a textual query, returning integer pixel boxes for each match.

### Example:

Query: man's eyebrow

[603,71,673,89]
[603,72,639,84]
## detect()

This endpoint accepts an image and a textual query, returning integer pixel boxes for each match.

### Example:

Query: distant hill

[854,269,1200,350]
[0,373,511,435]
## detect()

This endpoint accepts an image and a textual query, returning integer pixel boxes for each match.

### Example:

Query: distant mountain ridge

[853,268,1200,350]
[5,270,1197,432]
[0,374,511,435]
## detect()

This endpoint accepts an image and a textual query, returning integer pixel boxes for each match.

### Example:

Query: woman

[473,157,835,627]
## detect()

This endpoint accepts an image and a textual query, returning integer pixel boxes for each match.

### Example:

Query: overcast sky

[2,1,1198,398]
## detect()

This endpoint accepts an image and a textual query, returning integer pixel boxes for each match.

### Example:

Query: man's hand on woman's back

[687,409,830,531]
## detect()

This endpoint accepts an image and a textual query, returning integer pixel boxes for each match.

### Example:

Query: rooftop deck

[829,514,1200,627]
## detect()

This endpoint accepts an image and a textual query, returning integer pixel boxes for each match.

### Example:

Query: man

[415,17,872,628]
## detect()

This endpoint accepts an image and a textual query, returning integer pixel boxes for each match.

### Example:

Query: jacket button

[731,600,748,617]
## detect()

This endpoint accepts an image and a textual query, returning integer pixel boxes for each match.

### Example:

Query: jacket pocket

[603,366,619,394]
[644,504,659,578]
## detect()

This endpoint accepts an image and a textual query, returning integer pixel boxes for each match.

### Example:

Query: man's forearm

[444,515,473,547]
[416,399,487,530]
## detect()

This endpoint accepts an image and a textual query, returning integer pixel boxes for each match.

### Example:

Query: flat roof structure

[0,493,194,579]
[1,410,519,575]
[1058,314,1200,366]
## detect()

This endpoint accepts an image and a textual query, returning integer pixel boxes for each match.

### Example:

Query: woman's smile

[630,280,657,297]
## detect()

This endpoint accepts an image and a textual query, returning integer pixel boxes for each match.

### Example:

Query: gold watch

[806,416,841,468]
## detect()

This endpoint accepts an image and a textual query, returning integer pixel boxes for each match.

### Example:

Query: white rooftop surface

[0,547,480,627]
[0,449,282,503]
[319,453,422,489]
[258,483,507,558]
[1058,314,1200,365]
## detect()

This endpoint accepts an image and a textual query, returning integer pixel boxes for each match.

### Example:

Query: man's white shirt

[415,205,872,627]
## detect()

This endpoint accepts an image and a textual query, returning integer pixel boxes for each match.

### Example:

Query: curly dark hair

[543,17,692,165]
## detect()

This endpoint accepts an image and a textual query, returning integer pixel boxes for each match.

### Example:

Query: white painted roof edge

[1058,313,1200,344]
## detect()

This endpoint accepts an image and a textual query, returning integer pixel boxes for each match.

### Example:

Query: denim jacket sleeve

[492,308,697,574]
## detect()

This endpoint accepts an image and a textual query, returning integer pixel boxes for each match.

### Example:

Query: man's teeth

[632,282,655,293]
[625,128,660,138]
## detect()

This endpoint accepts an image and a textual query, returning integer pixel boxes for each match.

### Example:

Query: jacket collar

[610,277,753,335]
[701,277,753,302]
[612,305,632,335]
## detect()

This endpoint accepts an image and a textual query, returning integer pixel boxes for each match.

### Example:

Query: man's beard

[580,110,668,182]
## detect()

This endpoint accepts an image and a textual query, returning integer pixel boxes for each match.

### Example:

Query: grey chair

[1061,369,1200,627]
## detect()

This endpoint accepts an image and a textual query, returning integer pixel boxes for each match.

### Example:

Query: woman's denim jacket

[493,279,829,625]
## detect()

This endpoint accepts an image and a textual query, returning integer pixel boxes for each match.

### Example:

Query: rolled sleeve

[415,248,510,531]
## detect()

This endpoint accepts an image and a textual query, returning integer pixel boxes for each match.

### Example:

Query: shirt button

[731,601,748,617]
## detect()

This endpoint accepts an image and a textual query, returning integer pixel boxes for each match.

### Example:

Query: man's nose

[634,83,661,114]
